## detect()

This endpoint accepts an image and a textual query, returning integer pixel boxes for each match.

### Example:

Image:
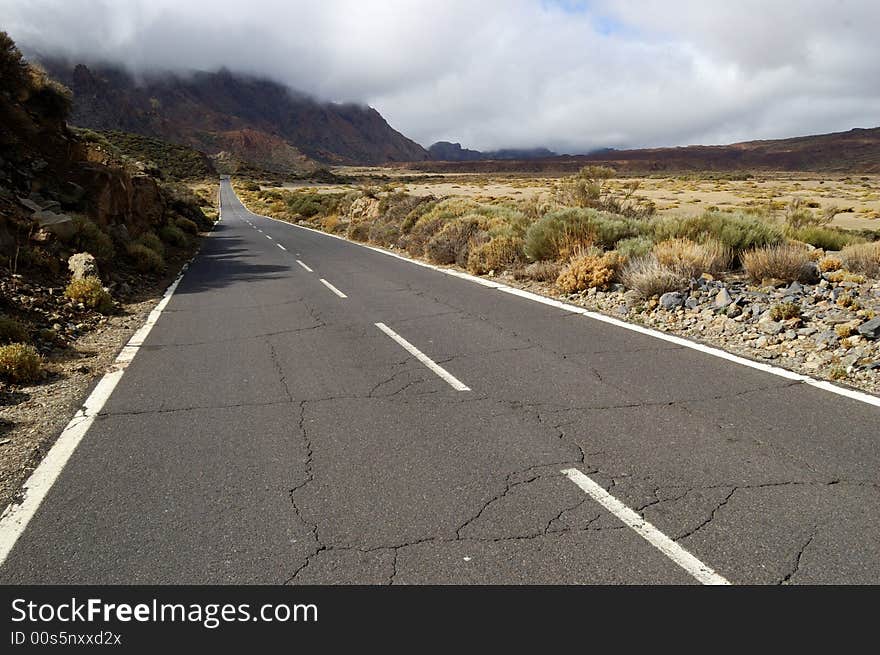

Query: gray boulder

[857,317,880,340]
[33,209,76,241]
[715,288,733,308]
[660,291,685,310]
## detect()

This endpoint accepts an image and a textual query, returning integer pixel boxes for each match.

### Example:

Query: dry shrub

[621,256,687,298]
[467,235,524,274]
[769,302,801,320]
[652,238,730,279]
[518,260,563,282]
[321,214,341,232]
[556,250,623,293]
[0,343,41,383]
[841,241,880,277]
[346,221,371,242]
[424,218,481,265]
[741,244,812,284]
[64,276,113,313]
[818,255,842,272]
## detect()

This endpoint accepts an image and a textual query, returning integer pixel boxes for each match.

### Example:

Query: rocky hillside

[416,128,880,174]
[38,61,429,171]
[1,31,213,378]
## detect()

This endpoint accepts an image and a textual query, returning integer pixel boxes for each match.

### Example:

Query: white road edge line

[319,278,347,298]
[277,244,287,251]
[243,200,880,409]
[561,468,730,585]
[296,260,313,272]
[0,215,212,568]
[375,322,470,391]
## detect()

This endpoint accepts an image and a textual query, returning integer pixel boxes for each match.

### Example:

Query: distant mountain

[38,60,429,172]
[428,141,483,161]
[416,128,880,174]
[428,141,557,161]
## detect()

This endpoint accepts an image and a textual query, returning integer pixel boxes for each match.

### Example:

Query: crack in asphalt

[781,530,817,585]
[142,322,326,348]
[268,340,294,403]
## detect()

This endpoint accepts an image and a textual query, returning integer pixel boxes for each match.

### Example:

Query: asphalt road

[2,179,878,584]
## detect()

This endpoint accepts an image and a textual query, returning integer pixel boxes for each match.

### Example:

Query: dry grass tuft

[621,256,687,298]
[840,241,880,277]
[516,260,564,282]
[742,244,812,284]
[652,238,730,279]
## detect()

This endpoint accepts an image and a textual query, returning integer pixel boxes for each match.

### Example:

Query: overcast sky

[2,0,879,152]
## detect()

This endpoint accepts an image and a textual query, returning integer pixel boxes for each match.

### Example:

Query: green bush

[787,226,864,251]
[175,216,199,234]
[136,232,165,256]
[652,211,784,254]
[127,243,165,273]
[615,236,654,260]
[524,207,643,261]
[0,316,28,344]
[72,217,115,261]
[0,343,41,383]
[64,276,113,313]
[159,224,188,247]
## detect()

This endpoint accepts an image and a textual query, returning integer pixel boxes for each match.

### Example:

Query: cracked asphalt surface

[2,179,878,584]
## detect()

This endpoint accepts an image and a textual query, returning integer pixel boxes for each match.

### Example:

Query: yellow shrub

[826,269,866,284]
[0,343,41,383]
[556,250,623,293]
[818,255,842,272]
[65,276,113,313]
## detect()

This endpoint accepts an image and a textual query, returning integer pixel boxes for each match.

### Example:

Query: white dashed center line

[319,278,347,298]
[561,468,730,585]
[375,322,470,391]
[296,260,313,272]
[277,244,286,251]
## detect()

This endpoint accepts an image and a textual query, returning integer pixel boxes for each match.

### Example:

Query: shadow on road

[173,223,293,295]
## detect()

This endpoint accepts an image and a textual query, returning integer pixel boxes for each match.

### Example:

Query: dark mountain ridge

[415,127,880,174]
[38,60,429,171]
[428,140,557,161]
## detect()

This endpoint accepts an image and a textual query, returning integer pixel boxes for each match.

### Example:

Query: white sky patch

[1,0,877,152]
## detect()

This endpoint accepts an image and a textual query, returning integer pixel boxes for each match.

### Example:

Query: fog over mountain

[3,0,879,153]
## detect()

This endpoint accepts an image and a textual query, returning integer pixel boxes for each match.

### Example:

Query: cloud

[2,0,878,152]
